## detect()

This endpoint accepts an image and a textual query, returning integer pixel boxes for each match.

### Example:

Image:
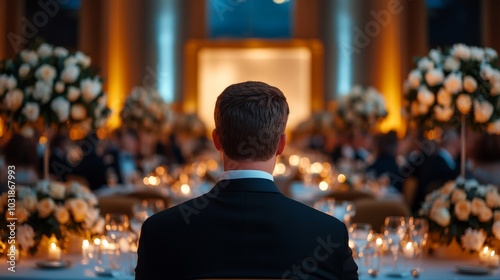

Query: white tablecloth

[0,254,498,279]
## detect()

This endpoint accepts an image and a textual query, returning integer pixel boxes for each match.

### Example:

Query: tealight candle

[479,246,491,264]
[488,251,499,268]
[403,241,415,258]
[48,242,61,261]
[82,239,90,264]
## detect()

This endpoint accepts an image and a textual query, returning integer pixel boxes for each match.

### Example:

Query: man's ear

[212,129,222,151]
[276,134,286,156]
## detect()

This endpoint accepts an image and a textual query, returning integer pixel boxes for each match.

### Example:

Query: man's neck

[222,154,276,174]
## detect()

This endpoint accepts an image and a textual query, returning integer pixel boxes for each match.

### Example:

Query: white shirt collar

[219,170,274,181]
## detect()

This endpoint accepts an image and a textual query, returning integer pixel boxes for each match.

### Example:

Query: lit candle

[479,246,491,264]
[48,242,61,261]
[488,251,499,268]
[403,241,415,258]
[82,239,90,264]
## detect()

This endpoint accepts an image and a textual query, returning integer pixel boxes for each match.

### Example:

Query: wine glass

[408,217,428,275]
[348,223,372,273]
[313,198,335,216]
[105,213,129,241]
[383,216,407,272]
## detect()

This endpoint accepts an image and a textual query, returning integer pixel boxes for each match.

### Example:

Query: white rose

[454,200,471,221]
[53,46,69,57]
[54,207,70,224]
[80,78,102,103]
[70,104,87,120]
[64,56,78,66]
[429,49,442,63]
[418,103,429,115]
[461,228,486,251]
[481,64,495,81]
[37,197,55,218]
[495,210,500,222]
[471,197,486,215]
[408,69,422,89]
[66,198,88,222]
[485,48,498,61]
[67,86,81,102]
[55,81,65,94]
[36,180,50,194]
[17,224,35,250]
[463,75,478,93]
[434,105,454,122]
[486,191,500,208]
[417,86,435,106]
[49,182,66,199]
[473,100,494,123]
[478,207,493,222]
[456,94,472,115]
[430,207,450,227]
[452,44,471,60]
[0,75,17,91]
[418,57,434,71]
[84,207,100,229]
[444,73,463,93]
[33,81,52,104]
[61,64,80,83]
[14,206,30,224]
[4,89,24,111]
[441,181,456,195]
[92,217,105,234]
[491,81,500,96]
[35,64,57,82]
[20,50,39,66]
[22,195,37,212]
[443,56,460,72]
[50,96,70,122]
[74,51,91,68]
[37,43,53,58]
[437,88,452,107]
[493,221,500,239]
[487,120,500,134]
[21,102,40,122]
[470,47,485,61]
[425,68,444,86]
[97,95,107,109]
[451,189,467,203]
[18,63,31,78]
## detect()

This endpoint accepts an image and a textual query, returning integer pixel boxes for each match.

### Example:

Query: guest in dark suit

[136,81,358,279]
[103,128,140,185]
[411,129,461,212]
[366,131,402,191]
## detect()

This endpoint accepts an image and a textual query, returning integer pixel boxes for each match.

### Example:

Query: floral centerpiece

[120,86,173,134]
[419,178,500,252]
[405,43,500,134]
[334,85,387,132]
[0,181,104,255]
[0,42,111,134]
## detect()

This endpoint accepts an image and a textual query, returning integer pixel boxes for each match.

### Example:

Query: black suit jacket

[136,178,358,280]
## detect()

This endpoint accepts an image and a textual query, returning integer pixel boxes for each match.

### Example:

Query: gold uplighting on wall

[105,0,127,130]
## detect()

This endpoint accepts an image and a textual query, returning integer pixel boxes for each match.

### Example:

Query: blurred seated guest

[103,128,140,185]
[48,133,71,181]
[156,133,185,166]
[4,131,39,185]
[71,132,107,190]
[366,130,402,192]
[411,129,461,212]
[136,81,358,279]
[469,133,500,186]
[172,113,210,162]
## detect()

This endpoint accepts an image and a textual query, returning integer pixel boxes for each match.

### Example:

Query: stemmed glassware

[348,223,372,274]
[383,216,408,272]
[407,217,428,276]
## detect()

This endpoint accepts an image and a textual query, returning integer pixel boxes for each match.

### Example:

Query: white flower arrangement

[334,85,387,132]
[120,86,173,133]
[405,44,500,134]
[0,181,104,254]
[419,178,500,252]
[0,42,111,134]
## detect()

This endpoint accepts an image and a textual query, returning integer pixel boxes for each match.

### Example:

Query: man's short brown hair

[214,81,289,161]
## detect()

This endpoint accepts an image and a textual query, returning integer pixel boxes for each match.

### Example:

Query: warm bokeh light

[319,181,329,191]
[274,162,286,175]
[207,159,219,171]
[288,155,300,166]
[155,166,166,176]
[337,174,347,184]
[310,162,323,174]
[39,135,47,145]
[180,184,191,195]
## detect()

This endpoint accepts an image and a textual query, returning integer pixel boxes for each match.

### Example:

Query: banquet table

[0,254,498,280]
